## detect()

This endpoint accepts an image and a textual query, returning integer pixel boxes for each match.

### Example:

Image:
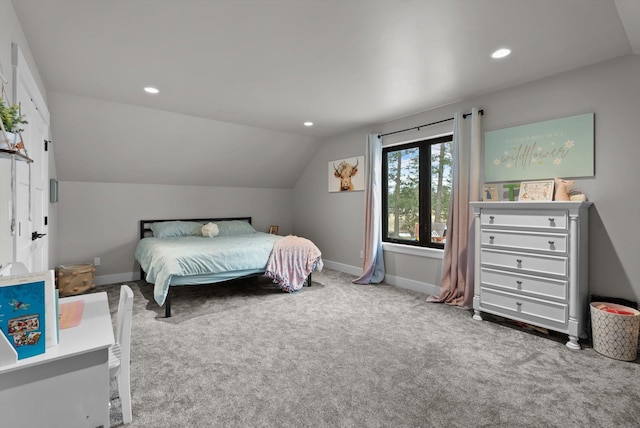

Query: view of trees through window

[383,135,453,248]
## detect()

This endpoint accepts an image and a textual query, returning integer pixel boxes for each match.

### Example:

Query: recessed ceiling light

[304,121,314,127]
[144,86,159,94]
[491,48,511,59]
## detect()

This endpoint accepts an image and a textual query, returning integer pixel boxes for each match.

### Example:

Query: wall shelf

[0,148,33,163]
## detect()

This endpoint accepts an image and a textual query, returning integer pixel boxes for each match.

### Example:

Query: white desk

[0,292,115,428]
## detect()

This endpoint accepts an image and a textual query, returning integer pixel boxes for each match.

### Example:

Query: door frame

[11,43,50,271]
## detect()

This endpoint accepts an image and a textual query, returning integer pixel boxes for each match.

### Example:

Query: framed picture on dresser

[518,180,554,201]
[482,184,499,201]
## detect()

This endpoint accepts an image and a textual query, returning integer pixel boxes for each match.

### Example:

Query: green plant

[0,98,28,133]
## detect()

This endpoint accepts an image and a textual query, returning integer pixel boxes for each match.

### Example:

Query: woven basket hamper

[56,263,96,297]
[590,302,640,361]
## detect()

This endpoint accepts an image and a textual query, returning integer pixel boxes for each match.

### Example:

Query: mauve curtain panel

[428,108,482,306]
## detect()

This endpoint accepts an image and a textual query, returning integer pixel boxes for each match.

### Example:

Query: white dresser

[470,201,592,349]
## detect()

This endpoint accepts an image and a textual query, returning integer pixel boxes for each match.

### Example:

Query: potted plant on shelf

[0,97,28,152]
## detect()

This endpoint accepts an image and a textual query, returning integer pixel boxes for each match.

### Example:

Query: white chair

[109,285,134,424]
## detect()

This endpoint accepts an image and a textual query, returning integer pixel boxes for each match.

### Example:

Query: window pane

[430,141,453,244]
[386,148,419,241]
[382,134,452,248]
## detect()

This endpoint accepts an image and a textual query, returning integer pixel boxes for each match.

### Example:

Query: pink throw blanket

[265,235,323,292]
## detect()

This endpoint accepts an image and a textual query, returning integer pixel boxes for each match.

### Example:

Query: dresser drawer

[481,229,567,254]
[481,268,568,301]
[481,248,568,277]
[481,209,567,231]
[479,287,568,328]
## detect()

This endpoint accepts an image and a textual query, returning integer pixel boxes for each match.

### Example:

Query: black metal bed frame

[138,217,312,317]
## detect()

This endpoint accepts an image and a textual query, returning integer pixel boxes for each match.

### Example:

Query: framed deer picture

[328,156,364,192]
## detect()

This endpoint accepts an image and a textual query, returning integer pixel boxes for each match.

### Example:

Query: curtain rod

[380,109,484,137]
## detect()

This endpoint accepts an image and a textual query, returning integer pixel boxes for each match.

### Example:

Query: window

[382,134,453,249]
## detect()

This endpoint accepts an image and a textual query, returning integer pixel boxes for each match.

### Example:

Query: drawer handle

[516,280,523,285]
[489,216,495,222]
[516,259,522,263]
[548,241,554,245]
[548,217,555,222]
[489,235,495,241]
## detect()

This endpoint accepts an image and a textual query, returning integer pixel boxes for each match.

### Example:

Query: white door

[12,44,49,272]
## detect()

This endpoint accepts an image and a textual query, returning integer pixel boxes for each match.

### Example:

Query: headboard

[139,217,253,240]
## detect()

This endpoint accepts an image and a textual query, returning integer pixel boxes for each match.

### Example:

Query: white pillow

[201,222,219,238]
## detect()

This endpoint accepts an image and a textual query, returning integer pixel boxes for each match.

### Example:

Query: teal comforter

[135,232,282,306]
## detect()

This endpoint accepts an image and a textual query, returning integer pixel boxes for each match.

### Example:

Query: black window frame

[382,134,453,249]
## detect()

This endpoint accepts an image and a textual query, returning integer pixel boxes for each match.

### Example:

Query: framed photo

[482,185,499,201]
[269,225,279,235]
[518,180,555,201]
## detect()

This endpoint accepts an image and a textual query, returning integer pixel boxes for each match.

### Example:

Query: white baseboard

[94,271,139,286]
[321,259,439,296]
[321,260,362,276]
[384,273,440,296]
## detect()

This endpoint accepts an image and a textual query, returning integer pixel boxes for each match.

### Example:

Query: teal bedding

[135,232,282,306]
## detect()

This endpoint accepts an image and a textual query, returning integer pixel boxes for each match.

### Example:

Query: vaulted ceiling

[12,0,640,188]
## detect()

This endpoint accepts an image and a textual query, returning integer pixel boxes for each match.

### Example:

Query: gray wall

[48,91,320,188]
[58,181,293,284]
[293,54,640,302]
[293,127,367,273]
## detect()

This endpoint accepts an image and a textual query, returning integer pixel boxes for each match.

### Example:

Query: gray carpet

[101,269,640,427]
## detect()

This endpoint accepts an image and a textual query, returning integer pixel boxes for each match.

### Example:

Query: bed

[135,217,322,317]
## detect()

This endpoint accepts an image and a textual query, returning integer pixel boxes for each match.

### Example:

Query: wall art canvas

[484,113,594,182]
[328,156,364,192]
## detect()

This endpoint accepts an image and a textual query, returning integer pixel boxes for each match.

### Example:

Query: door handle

[31,231,46,241]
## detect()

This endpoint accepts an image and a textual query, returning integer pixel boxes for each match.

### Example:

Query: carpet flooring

[101,269,640,427]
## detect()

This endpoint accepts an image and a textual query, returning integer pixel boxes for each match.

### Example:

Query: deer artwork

[333,159,359,191]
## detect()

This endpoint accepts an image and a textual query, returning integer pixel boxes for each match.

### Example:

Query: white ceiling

[11,0,640,187]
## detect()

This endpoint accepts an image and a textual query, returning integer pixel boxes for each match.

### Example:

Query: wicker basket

[590,302,640,361]
[56,263,96,297]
